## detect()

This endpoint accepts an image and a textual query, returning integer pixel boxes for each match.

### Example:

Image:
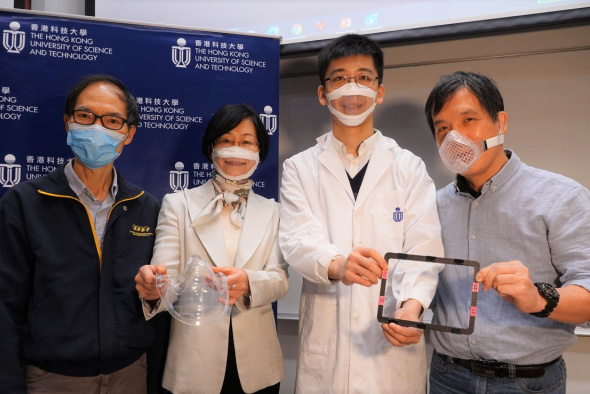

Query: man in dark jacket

[0,74,161,393]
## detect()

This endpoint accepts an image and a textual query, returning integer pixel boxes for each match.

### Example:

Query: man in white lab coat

[279,34,444,393]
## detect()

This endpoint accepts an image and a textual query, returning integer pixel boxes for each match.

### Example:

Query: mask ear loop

[482,127,505,151]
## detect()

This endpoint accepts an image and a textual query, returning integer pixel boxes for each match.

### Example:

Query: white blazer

[146,180,289,394]
[279,131,444,394]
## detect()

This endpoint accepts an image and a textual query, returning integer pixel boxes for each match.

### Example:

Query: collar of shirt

[64,160,118,249]
[328,129,380,178]
[64,159,118,201]
[454,149,518,199]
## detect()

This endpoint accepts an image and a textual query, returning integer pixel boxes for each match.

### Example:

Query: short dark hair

[64,74,140,126]
[201,103,270,162]
[425,71,504,137]
[318,34,384,86]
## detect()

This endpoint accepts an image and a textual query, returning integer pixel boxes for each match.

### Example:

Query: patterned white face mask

[439,129,504,174]
[326,83,378,127]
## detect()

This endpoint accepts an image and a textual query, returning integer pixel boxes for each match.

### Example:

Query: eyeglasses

[325,71,379,90]
[215,137,259,151]
[71,110,129,131]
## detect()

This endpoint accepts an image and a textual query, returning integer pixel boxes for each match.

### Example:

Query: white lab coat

[279,131,443,394]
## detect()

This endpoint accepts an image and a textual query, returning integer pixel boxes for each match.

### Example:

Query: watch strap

[530,282,559,318]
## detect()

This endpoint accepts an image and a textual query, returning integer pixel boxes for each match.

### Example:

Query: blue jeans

[429,350,566,394]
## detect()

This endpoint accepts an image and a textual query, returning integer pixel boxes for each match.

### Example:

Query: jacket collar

[454,149,519,197]
[317,130,394,208]
[36,161,144,202]
[184,180,274,268]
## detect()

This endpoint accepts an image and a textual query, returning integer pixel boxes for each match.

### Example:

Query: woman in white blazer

[135,104,289,394]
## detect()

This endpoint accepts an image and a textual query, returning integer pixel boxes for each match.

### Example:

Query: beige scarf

[194,172,252,228]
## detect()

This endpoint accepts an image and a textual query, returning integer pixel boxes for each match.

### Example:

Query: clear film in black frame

[377,252,480,335]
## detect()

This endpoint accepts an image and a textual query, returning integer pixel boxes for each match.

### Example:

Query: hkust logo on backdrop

[172,38,190,68]
[3,21,26,54]
[171,37,268,74]
[169,161,214,192]
[1,154,22,188]
[260,105,277,135]
[168,159,267,192]
[169,161,189,192]
[3,19,112,61]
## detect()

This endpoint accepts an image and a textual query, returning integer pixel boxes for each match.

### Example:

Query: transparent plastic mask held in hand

[156,255,230,326]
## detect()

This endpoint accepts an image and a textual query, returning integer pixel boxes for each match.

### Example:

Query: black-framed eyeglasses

[71,109,128,131]
[325,71,379,90]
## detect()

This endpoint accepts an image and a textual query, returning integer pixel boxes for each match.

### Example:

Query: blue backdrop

[0,9,280,202]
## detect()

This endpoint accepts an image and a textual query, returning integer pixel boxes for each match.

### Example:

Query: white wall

[31,0,83,14]
[277,21,590,394]
[0,1,84,14]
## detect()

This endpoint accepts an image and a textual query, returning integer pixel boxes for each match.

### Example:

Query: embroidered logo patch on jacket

[130,224,154,237]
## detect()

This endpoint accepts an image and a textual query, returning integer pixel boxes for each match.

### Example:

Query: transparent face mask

[156,255,230,326]
[325,83,378,127]
[212,146,260,181]
[438,129,504,174]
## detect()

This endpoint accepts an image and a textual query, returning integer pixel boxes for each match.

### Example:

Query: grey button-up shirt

[65,160,118,249]
[432,150,590,365]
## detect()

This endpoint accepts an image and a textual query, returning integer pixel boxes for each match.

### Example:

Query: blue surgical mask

[67,123,127,169]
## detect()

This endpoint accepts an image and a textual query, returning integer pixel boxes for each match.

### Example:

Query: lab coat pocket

[370,191,404,242]
[300,294,336,355]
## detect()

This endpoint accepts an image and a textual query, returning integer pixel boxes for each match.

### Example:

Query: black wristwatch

[529,282,560,318]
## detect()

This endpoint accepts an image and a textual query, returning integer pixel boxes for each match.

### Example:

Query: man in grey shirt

[425,71,590,393]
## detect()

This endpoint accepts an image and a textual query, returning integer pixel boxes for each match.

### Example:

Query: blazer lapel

[234,191,274,268]
[185,182,230,267]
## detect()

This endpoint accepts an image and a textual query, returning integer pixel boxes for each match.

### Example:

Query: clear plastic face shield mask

[438,129,504,174]
[325,83,378,127]
[156,255,230,326]
[212,146,260,181]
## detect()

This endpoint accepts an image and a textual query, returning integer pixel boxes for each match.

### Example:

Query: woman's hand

[212,266,250,306]
[135,264,167,300]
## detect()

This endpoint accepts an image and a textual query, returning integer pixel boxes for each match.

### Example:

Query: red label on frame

[470,306,477,317]
[472,282,480,292]
[381,269,388,280]
[378,296,384,306]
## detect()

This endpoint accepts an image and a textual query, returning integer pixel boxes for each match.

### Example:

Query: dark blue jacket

[0,163,160,393]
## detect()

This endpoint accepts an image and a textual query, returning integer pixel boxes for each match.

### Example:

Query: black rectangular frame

[377,252,480,335]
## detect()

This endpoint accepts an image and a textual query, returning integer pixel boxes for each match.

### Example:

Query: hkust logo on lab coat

[393,207,403,222]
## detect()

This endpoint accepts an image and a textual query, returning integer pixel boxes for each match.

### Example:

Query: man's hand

[476,260,546,314]
[381,299,424,346]
[328,246,387,286]
[135,264,167,300]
